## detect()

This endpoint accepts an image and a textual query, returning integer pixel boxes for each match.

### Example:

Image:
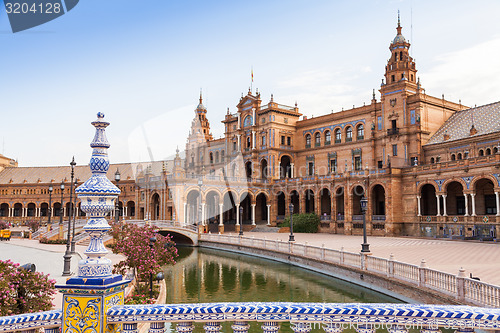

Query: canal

[162,247,401,333]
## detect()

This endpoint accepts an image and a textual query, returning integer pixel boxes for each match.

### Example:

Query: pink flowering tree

[0,220,9,230]
[0,259,56,316]
[110,223,178,281]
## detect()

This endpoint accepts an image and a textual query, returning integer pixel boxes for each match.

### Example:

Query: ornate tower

[194,92,213,142]
[56,113,129,333]
[186,92,212,174]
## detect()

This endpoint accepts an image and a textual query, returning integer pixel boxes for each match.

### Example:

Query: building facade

[0,18,499,239]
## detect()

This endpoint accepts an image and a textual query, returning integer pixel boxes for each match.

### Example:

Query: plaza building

[0,18,499,240]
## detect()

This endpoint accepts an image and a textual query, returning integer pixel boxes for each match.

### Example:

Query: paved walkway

[244,232,500,286]
[0,239,125,309]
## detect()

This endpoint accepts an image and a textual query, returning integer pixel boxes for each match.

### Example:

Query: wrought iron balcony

[387,128,400,135]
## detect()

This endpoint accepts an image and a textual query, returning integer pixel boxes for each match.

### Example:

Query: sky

[1,0,500,167]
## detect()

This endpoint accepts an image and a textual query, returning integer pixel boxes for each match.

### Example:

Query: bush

[0,221,9,230]
[280,213,320,233]
[26,220,39,233]
[39,237,67,244]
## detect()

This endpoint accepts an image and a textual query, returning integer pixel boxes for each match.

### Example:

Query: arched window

[486,148,492,155]
[356,124,364,140]
[209,152,214,164]
[464,151,469,159]
[346,127,353,142]
[221,150,225,161]
[325,130,331,145]
[247,136,251,148]
[305,134,311,148]
[479,149,484,156]
[494,147,499,154]
[314,132,321,147]
[215,151,219,163]
[451,154,456,161]
[430,157,435,164]
[457,153,462,160]
[335,128,341,143]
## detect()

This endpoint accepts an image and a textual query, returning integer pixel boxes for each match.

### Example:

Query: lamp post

[115,169,121,224]
[48,185,53,228]
[288,203,295,242]
[360,194,370,253]
[239,205,244,236]
[149,236,157,299]
[63,157,76,275]
[70,158,77,253]
[59,182,65,226]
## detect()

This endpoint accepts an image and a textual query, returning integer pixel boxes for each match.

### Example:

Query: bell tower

[383,12,417,87]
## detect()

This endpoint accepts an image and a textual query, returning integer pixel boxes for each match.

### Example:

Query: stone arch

[277,191,286,216]
[445,181,465,215]
[280,155,292,178]
[417,181,438,194]
[0,203,9,217]
[255,192,268,223]
[151,192,161,220]
[371,184,386,216]
[205,190,221,224]
[260,158,268,180]
[334,186,345,218]
[319,188,331,216]
[470,175,498,190]
[290,190,299,214]
[26,202,36,217]
[420,183,437,216]
[442,178,467,193]
[304,189,314,213]
[13,203,22,217]
[351,185,365,215]
[127,201,135,217]
[474,177,497,215]
[40,202,49,217]
[186,189,201,225]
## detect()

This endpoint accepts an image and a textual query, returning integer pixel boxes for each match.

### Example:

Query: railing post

[149,322,165,333]
[123,323,138,333]
[419,259,427,287]
[176,322,195,333]
[361,253,366,270]
[261,322,280,333]
[203,322,222,333]
[291,322,312,333]
[323,323,343,333]
[388,253,394,278]
[456,267,466,302]
[231,321,250,333]
[45,327,61,333]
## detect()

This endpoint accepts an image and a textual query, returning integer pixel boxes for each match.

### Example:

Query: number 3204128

[5,2,62,14]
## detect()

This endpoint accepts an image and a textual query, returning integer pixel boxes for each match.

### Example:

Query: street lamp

[288,203,295,242]
[48,185,53,228]
[63,157,76,275]
[59,182,65,229]
[71,178,77,253]
[360,194,370,253]
[239,205,244,236]
[149,236,157,299]
[115,169,121,224]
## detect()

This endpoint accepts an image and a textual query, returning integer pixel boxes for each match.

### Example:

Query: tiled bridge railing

[2,302,500,333]
[200,234,500,308]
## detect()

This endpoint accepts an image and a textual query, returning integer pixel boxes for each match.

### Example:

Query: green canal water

[162,247,401,333]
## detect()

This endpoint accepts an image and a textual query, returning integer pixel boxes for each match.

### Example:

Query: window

[335,129,341,143]
[436,156,441,163]
[451,154,456,161]
[377,160,383,169]
[315,132,321,147]
[305,134,311,148]
[325,130,331,145]
[479,149,484,156]
[281,136,285,145]
[399,51,403,61]
[284,117,288,124]
[261,118,265,124]
[457,153,462,160]
[392,144,398,156]
[233,141,237,151]
[391,75,395,82]
[330,159,337,173]
[262,136,266,146]
[354,156,362,171]
[287,137,291,146]
[308,162,314,176]
[430,157,435,164]
[410,110,416,125]
[247,137,251,148]
[215,151,219,163]
[221,150,225,161]
[356,124,364,140]
[486,148,492,155]
[210,152,214,164]
[410,157,417,166]
[346,127,353,142]
[377,116,382,130]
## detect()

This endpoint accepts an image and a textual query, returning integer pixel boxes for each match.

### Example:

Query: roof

[426,101,500,145]
[0,160,176,185]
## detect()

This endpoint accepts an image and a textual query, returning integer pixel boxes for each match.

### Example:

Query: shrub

[0,259,56,315]
[26,220,39,233]
[39,237,67,244]
[280,213,320,233]
[0,221,9,230]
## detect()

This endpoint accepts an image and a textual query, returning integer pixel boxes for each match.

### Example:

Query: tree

[110,223,178,281]
[0,260,56,316]
[0,220,8,230]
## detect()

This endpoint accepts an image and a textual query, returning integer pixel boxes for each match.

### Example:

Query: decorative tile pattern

[0,310,62,332]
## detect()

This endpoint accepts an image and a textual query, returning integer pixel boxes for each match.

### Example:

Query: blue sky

[1,0,500,167]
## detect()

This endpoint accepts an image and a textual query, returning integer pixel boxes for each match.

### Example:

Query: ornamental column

[464,194,469,216]
[496,192,500,216]
[219,203,224,225]
[416,195,421,216]
[266,204,271,225]
[201,202,206,226]
[436,194,441,216]
[251,204,256,225]
[252,131,256,149]
[471,193,477,216]
[55,113,129,333]
[442,194,447,216]
[290,163,294,178]
[237,135,241,151]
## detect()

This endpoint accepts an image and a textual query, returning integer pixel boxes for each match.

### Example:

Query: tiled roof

[0,161,175,185]
[426,101,500,145]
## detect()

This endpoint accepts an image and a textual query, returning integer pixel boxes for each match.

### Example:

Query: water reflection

[164,247,400,304]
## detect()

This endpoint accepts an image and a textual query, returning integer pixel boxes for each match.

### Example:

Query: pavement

[244,232,500,287]
[0,238,125,309]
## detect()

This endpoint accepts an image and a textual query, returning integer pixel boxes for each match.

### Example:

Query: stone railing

[200,234,500,308]
[126,219,198,232]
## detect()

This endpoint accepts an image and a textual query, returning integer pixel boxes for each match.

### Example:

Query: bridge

[126,220,199,245]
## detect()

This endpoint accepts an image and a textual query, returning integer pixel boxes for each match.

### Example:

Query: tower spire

[397,10,402,35]
[199,88,203,104]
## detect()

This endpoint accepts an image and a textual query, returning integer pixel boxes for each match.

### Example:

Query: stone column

[201,202,206,225]
[261,322,280,333]
[235,204,240,225]
[496,192,500,216]
[464,194,469,216]
[251,204,256,225]
[252,131,256,149]
[436,194,441,216]
[219,204,224,226]
[416,195,421,216]
[442,194,447,216]
[176,322,194,333]
[290,163,294,178]
[231,322,250,333]
[266,204,271,225]
[237,134,241,151]
[203,322,222,333]
[471,193,477,216]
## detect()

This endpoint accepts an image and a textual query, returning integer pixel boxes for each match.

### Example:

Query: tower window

[394,53,397,61]
[400,51,403,61]
[391,75,395,83]
[392,144,398,156]
[411,74,414,82]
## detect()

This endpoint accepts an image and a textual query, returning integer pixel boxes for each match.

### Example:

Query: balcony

[387,128,400,136]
